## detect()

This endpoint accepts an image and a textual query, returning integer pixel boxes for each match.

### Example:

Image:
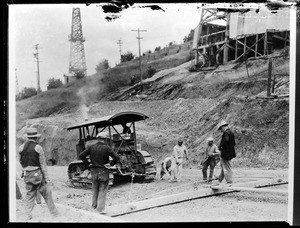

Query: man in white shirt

[172,138,189,182]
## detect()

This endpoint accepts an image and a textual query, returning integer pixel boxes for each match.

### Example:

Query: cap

[178,138,183,143]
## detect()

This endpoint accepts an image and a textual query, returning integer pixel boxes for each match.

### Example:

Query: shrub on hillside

[121,51,135,63]
[74,71,85,79]
[16,87,37,100]
[155,46,161,52]
[146,65,157,78]
[47,78,63,90]
[95,59,110,72]
[183,29,194,43]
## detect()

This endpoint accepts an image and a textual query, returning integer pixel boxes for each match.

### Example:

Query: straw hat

[207,137,214,142]
[25,128,41,138]
[217,120,228,130]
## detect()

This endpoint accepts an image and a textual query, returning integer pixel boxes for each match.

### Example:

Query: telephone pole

[15,68,19,95]
[117,39,123,63]
[33,44,41,93]
[131,28,147,91]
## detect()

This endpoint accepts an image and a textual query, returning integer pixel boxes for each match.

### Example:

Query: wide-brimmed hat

[25,128,41,138]
[217,120,228,130]
[207,137,214,142]
[96,132,109,139]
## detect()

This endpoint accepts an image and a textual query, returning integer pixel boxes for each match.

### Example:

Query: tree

[16,87,37,100]
[154,46,161,52]
[121,51,134,63]
[183,29,194,43]
[47,78,63,90]
[95,59,110,73]
[74,71,85,79]
[146,65,156,78]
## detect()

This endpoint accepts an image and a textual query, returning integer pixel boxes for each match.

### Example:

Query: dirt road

[14,165,289,223]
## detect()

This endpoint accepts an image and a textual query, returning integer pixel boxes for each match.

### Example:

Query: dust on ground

[15,165,288,222]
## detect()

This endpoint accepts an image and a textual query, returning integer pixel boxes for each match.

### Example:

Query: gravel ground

[14,165,289,223]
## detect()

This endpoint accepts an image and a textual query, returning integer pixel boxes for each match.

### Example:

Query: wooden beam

[106,178,288,217]
[273,34,290,43]
[223,13,230,63]
[224,186,288,195]
[267,58,272,97]
[243,36,247,58]
[235,35,265,62]
[264,32,268,55]
[55,203,124,222]
[255,34,258,58]
[198,40,225,49]
[235,38,238,60]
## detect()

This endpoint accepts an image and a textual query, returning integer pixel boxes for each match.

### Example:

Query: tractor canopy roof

[67,111,149,131]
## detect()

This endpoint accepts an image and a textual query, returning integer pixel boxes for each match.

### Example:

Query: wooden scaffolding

[193,8,290,68]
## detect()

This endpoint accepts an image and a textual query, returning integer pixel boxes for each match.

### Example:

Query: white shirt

[173,144,188,162]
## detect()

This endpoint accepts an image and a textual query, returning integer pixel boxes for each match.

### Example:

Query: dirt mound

[17,94,289,169]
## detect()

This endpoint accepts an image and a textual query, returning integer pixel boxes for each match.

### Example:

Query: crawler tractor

[66,111,156,187]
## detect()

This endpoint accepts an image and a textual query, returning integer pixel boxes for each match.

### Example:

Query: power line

[117,39,123,63]
[131,28,147,91]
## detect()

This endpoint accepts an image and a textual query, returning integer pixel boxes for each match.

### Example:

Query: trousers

[23,169,58,220]
[171,158,183,181]
[91,167,109,212]
[217,158,233,183]
[202,156,216,180]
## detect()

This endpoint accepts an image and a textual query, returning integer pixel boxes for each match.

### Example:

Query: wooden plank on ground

[226,186,288,195]
[211,185,288,194]
[56,203,124,222]
[106,178,287,217]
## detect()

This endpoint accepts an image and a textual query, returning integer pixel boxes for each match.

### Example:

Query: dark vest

[20,141,40,168]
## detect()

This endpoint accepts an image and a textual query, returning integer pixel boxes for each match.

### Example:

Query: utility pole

[33,44,41,93]
[131,28,147,91]
[15,68,19,95]
[117,39,123,63]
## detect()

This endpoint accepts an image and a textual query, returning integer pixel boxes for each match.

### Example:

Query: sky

[9,3,205,92]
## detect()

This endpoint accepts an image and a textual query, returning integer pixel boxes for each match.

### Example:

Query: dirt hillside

[16,46,289,169]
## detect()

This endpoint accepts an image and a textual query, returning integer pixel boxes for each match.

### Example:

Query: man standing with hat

[202,137,220,183]
[79,131,120,214]
[171,138,189,182]
[18,127,59,220]
[214,120,236,187]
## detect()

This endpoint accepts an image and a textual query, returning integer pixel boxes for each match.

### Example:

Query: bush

[146,66,157,78]
[16,87,37,100]
[183,29,194,43]
[47,78,63,90]
[155,46,161,52]
[121,51,135,63]
[95,59,110,72]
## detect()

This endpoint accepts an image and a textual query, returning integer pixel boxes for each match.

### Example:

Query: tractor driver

[121,123,131,134]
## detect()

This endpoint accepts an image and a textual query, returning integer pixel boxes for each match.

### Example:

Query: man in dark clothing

[121,123,131,134]
[79,131,120,213]
[18,128,59,220]
[213,120,236,187]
